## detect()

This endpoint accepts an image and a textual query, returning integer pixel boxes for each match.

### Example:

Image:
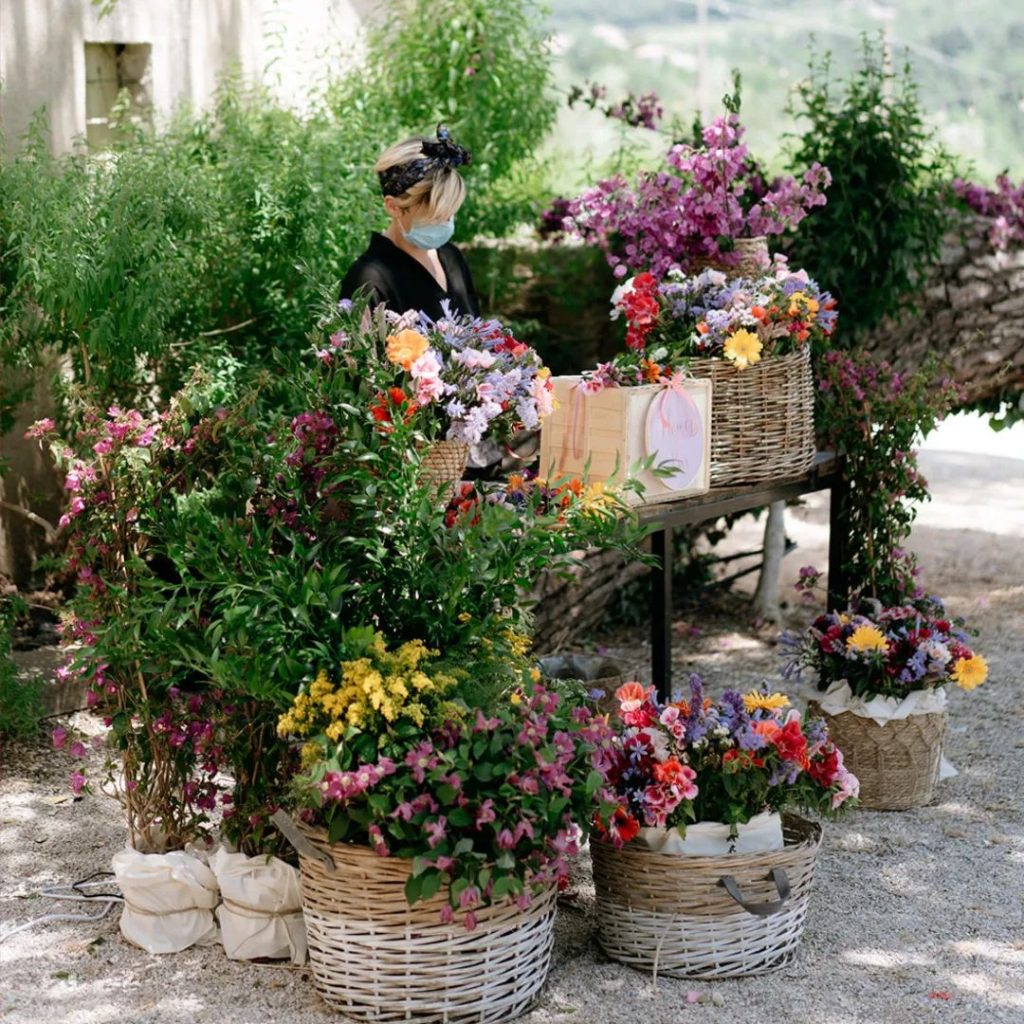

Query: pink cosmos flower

[52,727,68,749]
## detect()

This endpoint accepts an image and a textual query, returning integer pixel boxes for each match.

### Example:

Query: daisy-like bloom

[723,328,763,369]
[951,654,988,691]
[846,625,889,655]
[742,690,790,713]
[385,329,429,370]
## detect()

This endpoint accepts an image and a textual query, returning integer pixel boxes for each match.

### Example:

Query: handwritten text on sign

[644,387,705,491]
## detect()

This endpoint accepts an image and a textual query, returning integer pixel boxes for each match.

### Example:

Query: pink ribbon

[652,372,700,439]
[558,383,591,471]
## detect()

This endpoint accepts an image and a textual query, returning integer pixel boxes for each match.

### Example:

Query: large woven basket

[419,440,469,505]
[686,345,815,486]
[809,701,946,811]
[691,235,770,279]
[296,825,557,1023]
[591,814,822,979]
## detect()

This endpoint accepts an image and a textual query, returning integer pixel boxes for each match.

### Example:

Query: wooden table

[637,452,847,701]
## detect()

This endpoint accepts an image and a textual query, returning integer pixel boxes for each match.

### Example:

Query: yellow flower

[847,625,889,654]
[529,667,541,683]
[457,611,473,623]
[300,741,323,769]
[951,655,988,691]
[309,670,333,700]
[742,690,790,713]
[386,329,429,370]
[723,328,763,370]
[537,367,551,380]
[510,690,522,705]
[788,291,819,317]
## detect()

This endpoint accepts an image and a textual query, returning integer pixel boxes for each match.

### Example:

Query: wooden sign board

[539,377,712,505]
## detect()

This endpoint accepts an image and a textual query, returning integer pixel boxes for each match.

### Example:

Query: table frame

[638,452,847,701]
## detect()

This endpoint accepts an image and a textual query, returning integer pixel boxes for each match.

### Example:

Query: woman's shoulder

[340,234,395,301]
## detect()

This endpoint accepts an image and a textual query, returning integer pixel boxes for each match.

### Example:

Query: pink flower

[92,439,114,456]
[458,886,479,909]
[439,903,454,924]
[496,828,516,850]
[425,816,447,849]
[24,418,56,439]
[69,771,86,795]
[463,911,477,932]
[136,425,158,447]
[475,799,496,828]
[68,741,87,758]
[52,727,68,749]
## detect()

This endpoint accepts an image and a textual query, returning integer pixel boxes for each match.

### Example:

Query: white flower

[609,277,637,320]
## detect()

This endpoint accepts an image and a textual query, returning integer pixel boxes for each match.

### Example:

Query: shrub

[784,39,962,339]
[0,593,41,740]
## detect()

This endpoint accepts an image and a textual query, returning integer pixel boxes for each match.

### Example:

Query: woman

[340,126,479,320]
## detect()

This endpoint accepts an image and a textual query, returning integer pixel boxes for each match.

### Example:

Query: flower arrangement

[563,113,831,278]
[599,676,858,845]
[784,600,988,703]
[320,299,555,448]
[279,631,619,928]
[611,258,838,365]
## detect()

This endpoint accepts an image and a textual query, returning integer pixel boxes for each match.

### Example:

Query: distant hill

[544,0,1024,187]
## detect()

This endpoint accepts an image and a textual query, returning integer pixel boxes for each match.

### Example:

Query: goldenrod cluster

[277,635,458,740]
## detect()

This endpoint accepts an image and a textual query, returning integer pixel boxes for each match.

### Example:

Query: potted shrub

[785,599,988,810]
[590,675,857,978]
[275,631,619,1023]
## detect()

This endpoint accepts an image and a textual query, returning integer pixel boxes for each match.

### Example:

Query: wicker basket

[536,652,627,717]
[809,700,946,811]
[691,236,770,279]
[686,345,815,486]
[591,814,822,979]
[296,825,557,1023]
[419,440,469,505]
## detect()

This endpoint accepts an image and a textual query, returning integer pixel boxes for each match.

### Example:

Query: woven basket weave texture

[810,701,946,811]
[686,345,815,486]
[592,815,822,979]
[691,236,771,279]
[296,825,556,1023]
[419,441,469,506]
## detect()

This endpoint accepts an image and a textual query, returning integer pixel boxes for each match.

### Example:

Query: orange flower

[696,322,709,335]
[641,359,662,383]
[386,329,429,370]
[751,305,767,321]
[752,719,781,739]
[614,681,650,712]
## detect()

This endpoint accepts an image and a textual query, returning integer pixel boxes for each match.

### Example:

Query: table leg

[651,527,673,702]
[827,474,849,611]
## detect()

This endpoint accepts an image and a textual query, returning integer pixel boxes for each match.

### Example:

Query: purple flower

[425,816,447,849]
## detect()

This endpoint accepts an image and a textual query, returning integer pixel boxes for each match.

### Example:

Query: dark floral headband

[378,125,472,197]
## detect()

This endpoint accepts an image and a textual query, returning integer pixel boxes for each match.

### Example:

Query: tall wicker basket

[691,235,770,279]
[296,825,557,1023]
[591,815,822,979]
[809,701,946,811]
[419,440,469,505]
[686,345,815,486]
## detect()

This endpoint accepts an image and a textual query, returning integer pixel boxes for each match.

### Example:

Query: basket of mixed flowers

[275,628,621,1024]
[785,598,988,810]
[324,299,556,503]
[610,256,837,486]
[590,676,857,979]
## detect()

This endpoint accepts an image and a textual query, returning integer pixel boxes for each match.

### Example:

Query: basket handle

[271,809,336,872]
[717,868,791,917]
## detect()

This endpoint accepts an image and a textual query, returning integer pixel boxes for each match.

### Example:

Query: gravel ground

[2,446,1022,1024]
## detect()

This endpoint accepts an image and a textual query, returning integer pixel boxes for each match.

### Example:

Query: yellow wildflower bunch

[277,634,459,740]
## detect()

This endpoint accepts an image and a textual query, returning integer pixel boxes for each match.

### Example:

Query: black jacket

[340,232,480,320]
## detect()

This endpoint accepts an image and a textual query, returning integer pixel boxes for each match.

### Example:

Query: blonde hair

[375,136,467,222]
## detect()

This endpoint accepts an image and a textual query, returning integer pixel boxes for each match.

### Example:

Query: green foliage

[784,39,963,339]
[362,0,558,239]
[816,350,962,605]
[0,594,41,740]
[1,2,559,434]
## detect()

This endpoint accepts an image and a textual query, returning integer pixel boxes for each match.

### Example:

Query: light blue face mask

[403,216,455,250]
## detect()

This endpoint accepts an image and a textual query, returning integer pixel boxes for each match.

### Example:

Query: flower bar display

[538,368,711,505]
[785,600,988,810]
[591,677,856,978]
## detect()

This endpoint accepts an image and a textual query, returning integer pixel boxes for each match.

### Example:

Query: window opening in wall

[84,42,153,149]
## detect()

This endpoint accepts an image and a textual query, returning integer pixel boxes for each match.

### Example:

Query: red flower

[613,806,639,844]
[772,718,809,769]
[653,756,688,785]
[808,745,840,787]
